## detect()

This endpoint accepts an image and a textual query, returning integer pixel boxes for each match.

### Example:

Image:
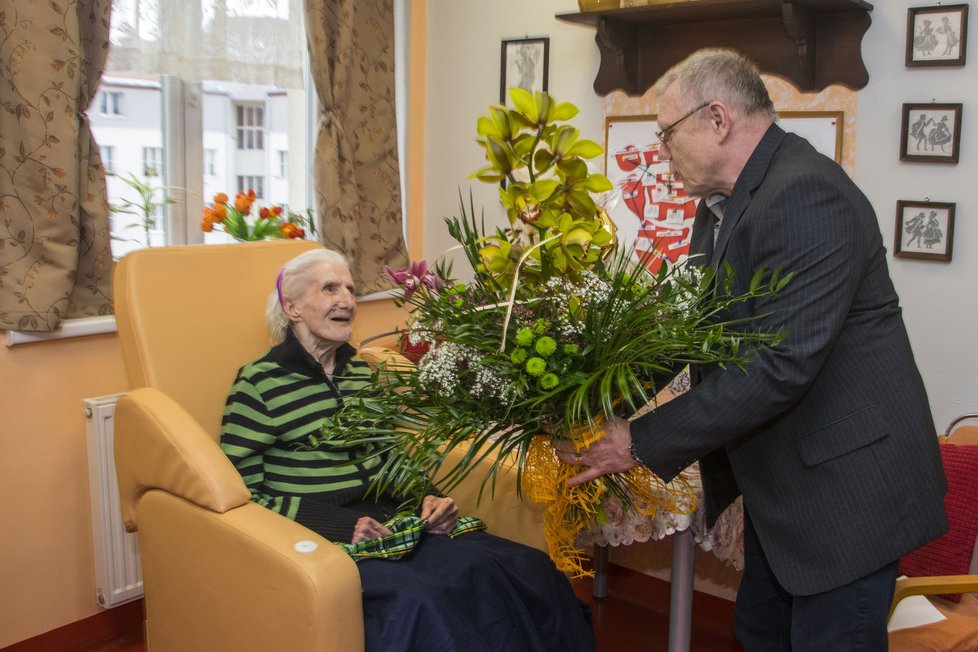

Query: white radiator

[84,394,144,607]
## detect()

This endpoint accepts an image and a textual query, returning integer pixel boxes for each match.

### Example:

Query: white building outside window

[100,145,115,174]
[277,150,287,177]
[236,105,265,150]
[142,147,163,177]
[237,175,264,198]
[100,90,124,116]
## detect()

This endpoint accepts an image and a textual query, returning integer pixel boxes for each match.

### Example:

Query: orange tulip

[234,192,252,214]
[213,203,227,221]
[272,205,283,216]
[214,192,229,204]
[280,223,305,239]
[259,207,270,219]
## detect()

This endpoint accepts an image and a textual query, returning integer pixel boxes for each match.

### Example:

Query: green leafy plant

[110,172,177,247]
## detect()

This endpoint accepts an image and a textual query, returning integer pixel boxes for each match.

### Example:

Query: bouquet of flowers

[200,189,315,240]
[311,89,791,574]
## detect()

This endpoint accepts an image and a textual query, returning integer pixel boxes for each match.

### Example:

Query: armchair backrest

[114,240,321,440]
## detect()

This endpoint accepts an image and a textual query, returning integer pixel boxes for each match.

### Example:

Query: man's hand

[553,415,638,486]
[420,495,459,535]
[351,516,393,544]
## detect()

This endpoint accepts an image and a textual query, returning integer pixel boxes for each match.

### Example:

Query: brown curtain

[304,0,408,293]
[0,0,114,331]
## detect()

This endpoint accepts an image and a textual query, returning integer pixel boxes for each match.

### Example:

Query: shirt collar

[272,328,357,377]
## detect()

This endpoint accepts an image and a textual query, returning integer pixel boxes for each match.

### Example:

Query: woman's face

[287,261,357,348]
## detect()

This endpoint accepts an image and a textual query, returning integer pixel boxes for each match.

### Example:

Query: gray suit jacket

[631,124,948,596]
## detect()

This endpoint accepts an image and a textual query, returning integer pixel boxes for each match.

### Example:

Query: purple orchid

[383,260,444,298]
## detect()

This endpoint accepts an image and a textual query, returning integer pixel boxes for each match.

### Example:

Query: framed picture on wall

[906,4,969,67]
[778,111,844,163]
[500,37,549,105]
[900,103,962,163]
[894,200,955,261]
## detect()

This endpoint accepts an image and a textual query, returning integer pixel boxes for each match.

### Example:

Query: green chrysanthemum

[563,343,580,355]
[539,373,559,390]
[525,357,547,377]
[516,327,535,346]
[533,318,550,334]
[534,336,557,357]
[510,347,529,365]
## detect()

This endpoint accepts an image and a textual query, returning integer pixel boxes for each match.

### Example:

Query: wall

[856,3,977,432]
[0,336,129,647]
[424,0,978,598]
[423,0,603,270]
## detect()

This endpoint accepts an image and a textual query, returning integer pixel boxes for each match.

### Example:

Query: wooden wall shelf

[556,0,873,95]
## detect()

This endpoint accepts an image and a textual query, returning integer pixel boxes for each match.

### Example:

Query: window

[142,147,163,177]
[100,145,115,174]
[100,90,124,116]
[236,105,265,150]
[277,150,287,177]
[91,0,406,255]
[237,175,264,198]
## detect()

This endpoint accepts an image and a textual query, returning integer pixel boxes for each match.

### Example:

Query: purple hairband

[276,267,286,309]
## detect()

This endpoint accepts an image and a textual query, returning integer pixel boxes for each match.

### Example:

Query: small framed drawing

[900,103,962,163]
[500,37,549,105]
[894,200,955,261]
[906,4,968,67]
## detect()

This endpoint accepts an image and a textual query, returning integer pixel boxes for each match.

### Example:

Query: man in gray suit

[560,49,947,649]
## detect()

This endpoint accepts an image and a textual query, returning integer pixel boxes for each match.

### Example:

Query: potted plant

[110,172,177,248]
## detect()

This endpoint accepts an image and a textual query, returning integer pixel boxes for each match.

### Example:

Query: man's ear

[710,102,731,142]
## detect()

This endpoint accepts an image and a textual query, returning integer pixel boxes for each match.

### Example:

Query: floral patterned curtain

[304,0,407,293]
[0,0,114,331]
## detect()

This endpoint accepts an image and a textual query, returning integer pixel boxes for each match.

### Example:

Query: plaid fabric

[337,515,487,560]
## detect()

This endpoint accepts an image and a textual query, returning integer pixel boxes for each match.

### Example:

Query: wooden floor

[573,564,745,651]
[33,563,744,652]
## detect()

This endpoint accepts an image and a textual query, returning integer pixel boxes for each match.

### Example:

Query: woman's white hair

[266,247,351,345]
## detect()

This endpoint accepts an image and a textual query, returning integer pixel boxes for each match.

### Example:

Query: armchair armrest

[115,387,251,531]
[138,491,363,651]
[890,575,978,620]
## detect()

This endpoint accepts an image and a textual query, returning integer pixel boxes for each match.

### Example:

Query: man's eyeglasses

[655,101,712,145]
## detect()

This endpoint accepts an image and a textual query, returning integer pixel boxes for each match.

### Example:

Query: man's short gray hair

[654,48,775,120]
[266,247,351,345]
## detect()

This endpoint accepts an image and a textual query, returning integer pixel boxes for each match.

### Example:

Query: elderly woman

[220,247,596,652]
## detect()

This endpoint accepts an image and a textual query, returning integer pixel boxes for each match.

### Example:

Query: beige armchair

[113,241,545,652]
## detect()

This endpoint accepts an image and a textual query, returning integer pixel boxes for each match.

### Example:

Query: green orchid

[471,89,615,290]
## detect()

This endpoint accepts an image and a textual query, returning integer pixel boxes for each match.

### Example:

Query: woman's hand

[351,516,393,544]
[420,495,459,535]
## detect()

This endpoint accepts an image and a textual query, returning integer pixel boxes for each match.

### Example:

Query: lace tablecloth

[576,462,745,570]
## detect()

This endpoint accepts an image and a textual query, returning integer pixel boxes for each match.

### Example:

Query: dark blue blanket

[356,531,596,652]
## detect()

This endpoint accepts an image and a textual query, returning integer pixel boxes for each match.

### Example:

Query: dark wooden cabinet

[556,0,873,95]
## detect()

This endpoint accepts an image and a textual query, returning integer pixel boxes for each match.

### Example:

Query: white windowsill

[6,315,118,347]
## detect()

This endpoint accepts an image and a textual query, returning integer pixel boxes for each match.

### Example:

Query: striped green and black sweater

[220,330,411,542]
